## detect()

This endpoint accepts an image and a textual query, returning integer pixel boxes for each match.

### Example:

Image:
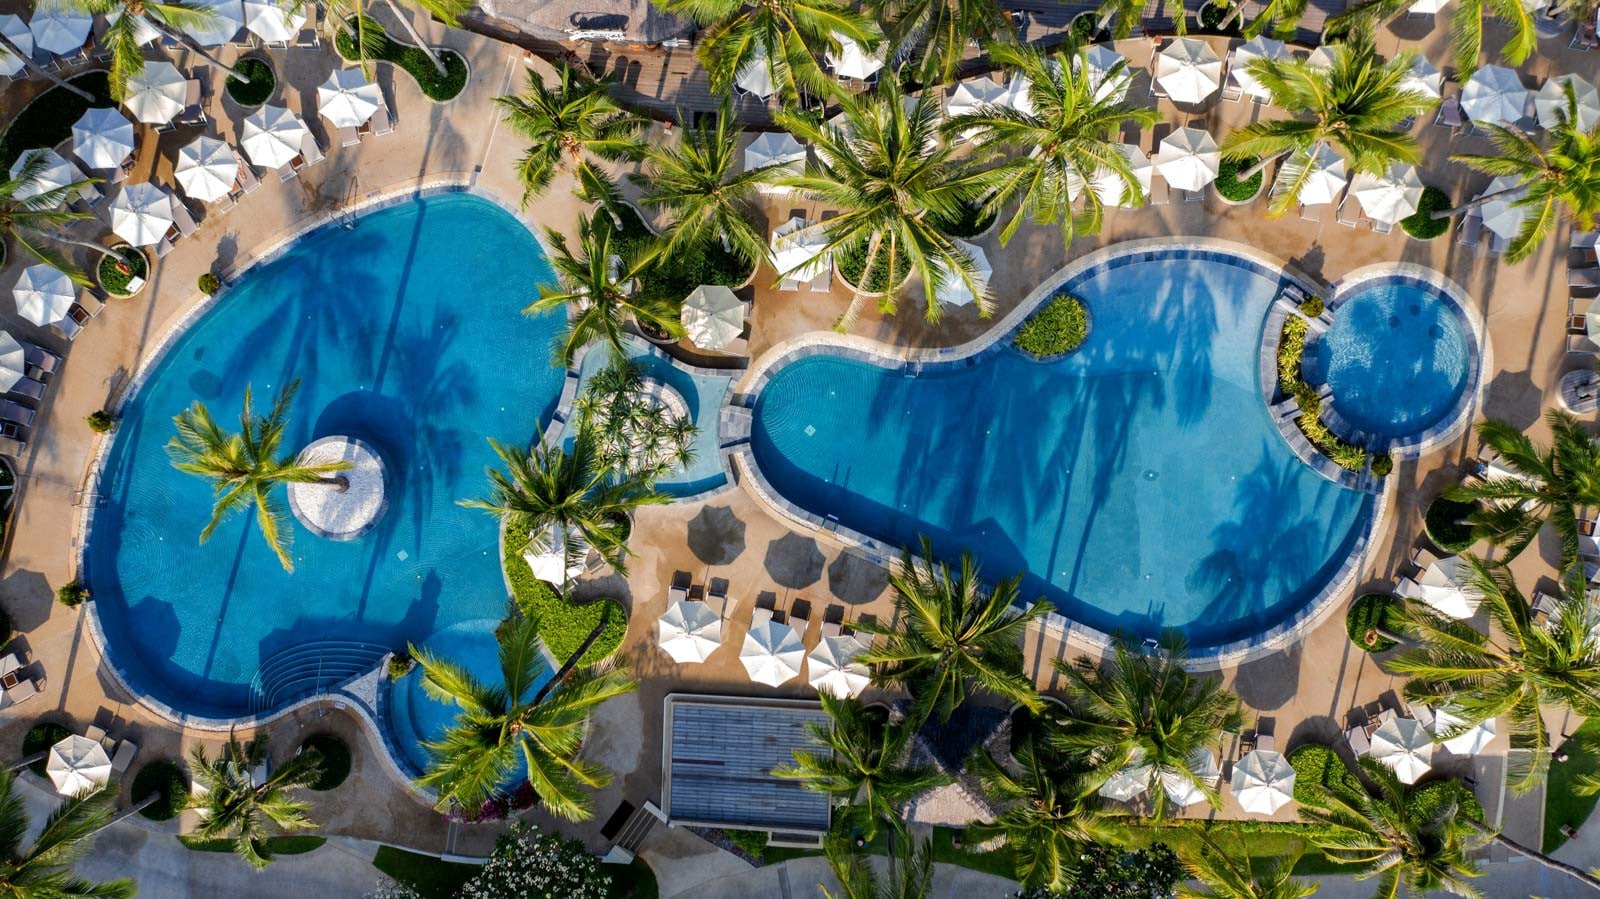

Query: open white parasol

[1231,36,1290,99]
[769,216,829,280]
[1231,749,1295,815]
[1370,717,1434,784]
[1399,555,1484,619]
[12,264,76,327]
[0,332,25,392]
[175,136,240,203]
[1159,748,1220,808]
[241,0,305,43]
[109,183,175,247]
[1294,143,1349,208]
[740,619,806,687]
[123,60,188,125]
[29,4,93,56]
[825,32,884,81]
[521,523,588,584]
[1156,38,1222,105]
[1090,143,1153,207]
[10,148,85,204]
[240,105,309,169]
[182,0,244,45]
[658,599,722,664]
[1350,163,1424,224]
[932,239,991,308]
[1428,707,1497,755]
[807,634,871,698]
[1155,127,1220,192]
[0,14,33,77]
[46,735,112,796]
[1536,74,1600,132]
[318,68,382,129]
[71,107,136,171]
[1098,748,1152,801]
[1461,65,1531,126]
[680,285,745,350]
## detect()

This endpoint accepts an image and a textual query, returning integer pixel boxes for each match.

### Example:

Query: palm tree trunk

[382,0,449,76]
[1240,147,1297,182]
[1470,822,1600,891]
[1433,184,1525,220]
[53,235,116,260]
[108,793,159,826]
[0,35,96,101]
[533,617,610,703]
[151,20,251,83]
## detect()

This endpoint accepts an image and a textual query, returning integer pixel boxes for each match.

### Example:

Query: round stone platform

[287,436,388,541]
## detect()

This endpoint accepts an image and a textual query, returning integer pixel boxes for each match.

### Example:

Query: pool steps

[248,639,389,713]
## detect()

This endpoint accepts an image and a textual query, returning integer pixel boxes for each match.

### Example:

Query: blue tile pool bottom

[750,249,1377,648]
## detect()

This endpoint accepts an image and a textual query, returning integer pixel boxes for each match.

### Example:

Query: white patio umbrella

[1296,143,1349,207]
[658,599,722,664]
[1305,46,1335,71]
[1350,163,1424,224]
[1408,0,1450,12]
[175,136,239,203]
[735,47,776,99]
[1428,707,1497,755]
[770,216,829,280]
[1090,143,1153,207]
[10,148,85,203]
[29,4,93,56]
[1536,74,1600,131]
[124,61,188,125]
[825,32,884,81]
[1370,717,1434,784]
[808,634,871,698]
[1156,38,1222,105]
[107,8,163,45]
[1231,36,1290,99]
[109,183,175,247]
[318,68,381,129]
[1160,748,1220,808]
[1076,44,1130,102]
[46,735,111,796]
[521,523,587,584]
[12,264,76,327]
[240,105,309,169]
[681,284,745,350]
[1232,749,1295,815]
[1477,174,1528,241]
[1003,73,1035,114]
[1155,127,1221,192]
[0,332,24,393]
[744,131,805,179]
[241,0,305,43]
[741,619,805,687]
[1461,64,1530,125]
[0,15,33,77]
[71,107,136,171]
[182,0,244,45]
[933,239,990,308]
[1400,555,1485,619]
[1098,748,1153,802]
[1399,55,1444,101]
[946,77,1009,118]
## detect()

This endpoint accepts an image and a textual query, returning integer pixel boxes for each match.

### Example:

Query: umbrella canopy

[1536,74,1600,131]
[242,0,306,42]
[1160,748,1220,808]
[175,136,239,203]
[0,14,33,77]
[1408,0,1450,12]
[1370,717,1434,784]
[183,0,244,45]
[1400,55,1444,101]
[933,239,990,308]
[318,68,381,129]
[1350,163,1424,224]
[808,634,871,698]
[744,131,805,175]
[1076,44,1130,102]
[681,284,745,350]
[1297,143,1349,207]
[240,105,309,169]
[1477,174,1528,241]
[71,107,136,171]
[46,735,112,796]
[29,4,92,55]
[1090,143,1153,207]
[1156,38,1222,105]
[0,332,24,392]
[1002,73,1035,114]
[658,599,722,664]
[1400,555,1485,619]
[12,264,76,327]
[1429,707,1497,755]
[1098,749,1153,802]
[1305,47,1334,70]
[826,32,884,80]
[770,216,829,280]
[10,148,84,203]
[946,77,1009,118]
[1461,65,1530,125]
[124,61,188,125]
[1232,36,1290,99]
[741,619,805,686]
[109,184,174,247]
[1155,127,1220,191]
[735,47,776,99]
[1231,749,1295,815]
[521,523,588,584]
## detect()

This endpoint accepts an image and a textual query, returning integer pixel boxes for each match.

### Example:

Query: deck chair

[110,740,137,774]
[1335,197,1361,227]
[372,102,394,136]
[1435,93,1463,130]
[53,315,82,341]
[171,198,199,237]
[1346,724,1372,755]
[10,377,44,402]
[1457,214,1482,248]
[301,136,325,167]
[339,125,360,148]
[1221,56,1244,102]
[237,162,261,193]
[23,344,62,374]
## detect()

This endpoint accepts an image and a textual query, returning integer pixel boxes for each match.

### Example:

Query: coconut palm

[773,694,952,841]
[0,33,96,100]
[966,735,1113,891]
[410,609,637,819]
[459,432,669,575]
[856,537,1051,726]
[654,0,874,103]
[1221,32,1435,217]
[0,152,99,283]
[1176,830,1317,899]
[327,0,467,76]
[630,101,771,267]
[868,0,1014,85]
[572,360,696,483]
[496,63,647,206]
[167,380,352,573]
[0,768,135,897]
[820,832,934,899]
[526,212,680,367]
[949,42,1157,251]
[72,0,252,97]
[1326,0,1533,78]
[1386,557,1600,793]
[1241,0,1313,39]
[188,735,323,869]
[779,80,991,328]
[1445,409,1600,563]
[1091,0,1187,38]
[1441,87,1600,263]
[1049,632,1243,819]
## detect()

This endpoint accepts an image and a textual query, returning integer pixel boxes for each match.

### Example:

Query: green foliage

[99,247,148,296]
[457,823,613,898]
[1346,593,1401,652]
[179,834,325,854]
[334,24,469,102]
[1546,717,1600,851]
[1196,0,1242,32]
[1069,13,1098,41]
[725,828,769,857]
[1287,743,1363,804]
[132,759,190,820]
[931,199,999,239]
[1014,296,1091,359]
[1214,157,1263,202]
[86,409,116,433]
[502,517,626,665]
[198,272,222,295]
[302,734,351,791]
[388,651,415,679]
[1015,844,1182,898]
[56,580,89,607]
[1299,296,1325,318]
[1406,779,1485,825]
[1425,495,1479,552]
[225,58,277,107]
[22,721,71,776]
[0,72,114,170]
[837,240,912,294]
[1277,317,1370,472]
[1371,452,1393,477]
[372,845,480,899]
[1401,187,1452,240]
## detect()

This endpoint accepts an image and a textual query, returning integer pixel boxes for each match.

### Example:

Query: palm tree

[1240,0,1313,39]
[1092,0,1186,38]
[166,381,352,572]
[410,609,637,819]
[0,768,135,897]
[1221,32,1435,217]
[495,63,647,206]
[188,735,323,869]
[73,0,253,97]
[327,0,467,77]
[1176,830,1317,899]
[820,832,934,899]
[630,101,771,268]
[966,736,1113,891]
[948,42,1157,251]
[1445,409,1600,563]
[526,213,680,367]
[1326,0,1533,78]
[572,360,696,483]
[0,33,96,100]
[773,694,952,841]
[459,433,669,575]
[856,537,1051,726]
[779,80,991,328]
[653,0,874,103]
[1050,633,1243,819]
[0,152,99,282]
[1440,87,1600,263]
[868,0,1014,85]
[1386,557,1600,793]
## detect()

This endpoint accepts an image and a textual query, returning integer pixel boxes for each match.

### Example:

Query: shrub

[458,823,613,899]
[1069,13,1097,42]
[131,759,190,820]
[1277,318,1370,472]
[1400,186,1452,240]
[837,241,912,294]
[606,203,753,302]
[1425,495,1479,552]
[1014,295,1090,358]
[1406,778,1485,825]
[198,272,221,295]
[1370,453,1393,477]
[98,248,148,296]
[22,722,70,776]
[1299,296,1325,318]
[0,72,113,170]
[1346,593,1401,653]
[1288,743,1363,805]
[725,828,769,858]
[225,58,276,107]
[931,199,998,239]
[1017,844,1181,899]
[56,581,89,608]
[302,734,351,791]
[1215,156,1263,202]
[503,517,626,665]
[86,409,115,433]
[1197,0,1241,32]
[333,21,469,102]
[387,651,414,679]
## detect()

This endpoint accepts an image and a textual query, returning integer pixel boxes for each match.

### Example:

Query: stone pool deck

[0,4,1588,884]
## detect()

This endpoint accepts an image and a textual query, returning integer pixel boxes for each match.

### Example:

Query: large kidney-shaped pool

[86,193,564,717]
[751,248,1378,649]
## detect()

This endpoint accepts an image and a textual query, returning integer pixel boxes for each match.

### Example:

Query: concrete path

[682,856,1018,899]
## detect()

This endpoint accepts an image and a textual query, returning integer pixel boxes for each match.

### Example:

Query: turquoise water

[752,252,1375,647]
[86,194,564,716]
[1311,278,1471,442]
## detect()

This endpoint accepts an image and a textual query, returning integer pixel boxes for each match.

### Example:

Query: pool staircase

[248,639,389,714]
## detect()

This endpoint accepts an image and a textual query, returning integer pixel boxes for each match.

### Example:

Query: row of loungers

[0,342,62,457]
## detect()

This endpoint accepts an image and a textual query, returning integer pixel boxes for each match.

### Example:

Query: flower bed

[225,57,276,107]
[1277,316,1370,472]
[1014,295,1090,358]
[334,22,468,102]
[1400,186,1452,240]
[98,246,149,297]
[503,516,626,665]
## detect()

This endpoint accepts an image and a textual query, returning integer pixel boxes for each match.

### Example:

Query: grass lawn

[1546,718,1600,852]
[177,835,326,855]
[372,845,481,899]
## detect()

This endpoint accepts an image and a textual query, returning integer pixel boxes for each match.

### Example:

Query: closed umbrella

[1232,36,1290,99]
[109,184,174,247]
[1155,127,1220,192]
[1399,555,1484,619]
[1536,74,1600,131]
[933,239,990,308]
[1156,38,1222,105]
[740,618,805,686]
[175,136,239,203]
[318,68,381,129]
[0,14,33,77]
[241,0,305,43]
[807,635,870,698]
[183,0,244,45]
[1076,44,1130,102]
[1090,143,1153,207]
[0,332,24,392]
[1428,707,1497,755]
[1461,65,1530,125]
[1160,748,1219,808]
[1098,748,1152,801]
[945,77,1009,118]
[1477,174,1528,242]
[521,523,587,584]
[1231,749,1295,815]
[826,32,884,80]
[13,264,76,327]
[10,148,85,203]
[770,216,829,280]
[735,47,776,99]
[658,599,722,664]
[46,735,112,796]
[1350,163,1423,224]
[240,105,309,169]
[1400,55,1444,101]
[124,61,188,125]
[681,285,745,350]
[71,107,136,171]
[1370,717,1433,784]
[1297,143,1348,207]
[29,4,93,55]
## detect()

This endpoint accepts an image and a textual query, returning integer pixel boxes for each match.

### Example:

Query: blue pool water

[752,251,1376,647]
[87,194,565,716]
[1311,279,1471,442]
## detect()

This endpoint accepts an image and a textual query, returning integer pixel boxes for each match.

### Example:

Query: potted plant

[96,245,150,299]
[1214,157,1264,205]
[835,242,911,299]
[224,56,277,109]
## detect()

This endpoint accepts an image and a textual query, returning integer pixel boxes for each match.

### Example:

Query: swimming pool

[750,248,1377,649]
[86,193,565,717]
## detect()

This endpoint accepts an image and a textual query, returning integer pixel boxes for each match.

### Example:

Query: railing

[248,639,389,714]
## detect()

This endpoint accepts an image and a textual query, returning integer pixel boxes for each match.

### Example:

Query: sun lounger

[1336,198,1361,227]
[820,619,843,638]
[276,158,299,181]
[372,102,394,136]
[54,316,82,340]
[1572,269,1600,292]
[1457,215,1481,248]
[84,724,107,745]
[1532,589,1562,620]
[301,136,325,167]
[9,377,44,401]
[110,740,137,774]
[1346,724,1371,754]
[155,236,178,257]
[1574,231,1599,249]
[24,343,62,374]
[1489,231,1510,254]
[1254,732,1276,752]
[237,162,261,193]
[1435,93,1463,129]
[171,199,199,237]
[339,126,360,148]
[667,585,688,606]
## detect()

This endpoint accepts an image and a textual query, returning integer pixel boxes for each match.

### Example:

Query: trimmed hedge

[0,72,114,171]
[1014,295,1090,358]
[131,759,189,820]
[1347,593,1401,653]
[1400,186,1452,240]
[224,58,276,107]
[1215,157,1263,202]
[98,248,148,297]
[1407,778,1485,825]
[333,21,468,102]
[1288,743,1363,804]
[1425,495,1479,552]
[503,516,626,665]
[22,722,70,776]
[302,734,351,791]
